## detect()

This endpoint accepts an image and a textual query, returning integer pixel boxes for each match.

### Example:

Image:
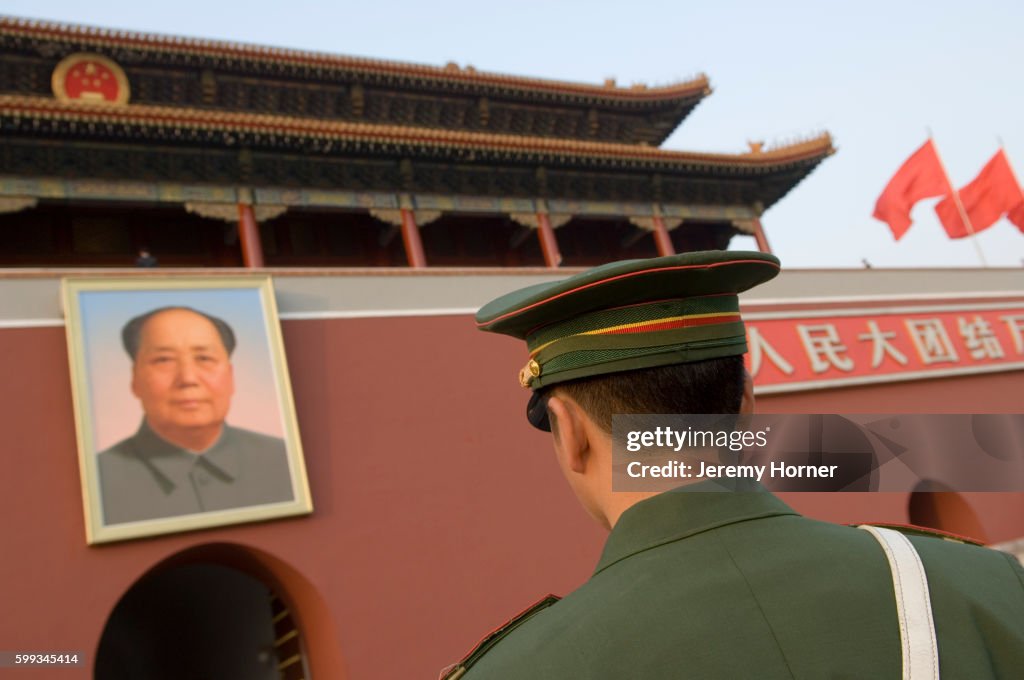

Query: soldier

[442,251,1024,679]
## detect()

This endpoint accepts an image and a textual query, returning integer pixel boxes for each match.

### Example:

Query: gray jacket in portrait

[97,420,294,525]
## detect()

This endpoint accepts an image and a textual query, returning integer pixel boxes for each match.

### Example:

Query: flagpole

[929,131,988,267]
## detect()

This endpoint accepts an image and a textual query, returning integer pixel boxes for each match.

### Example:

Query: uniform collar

[594,480,798,576]
[127,419,240,494]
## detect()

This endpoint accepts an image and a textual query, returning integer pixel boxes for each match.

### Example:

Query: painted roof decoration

[50,52,130,105]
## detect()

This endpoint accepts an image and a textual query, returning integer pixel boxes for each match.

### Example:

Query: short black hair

[121,306,237,361]
[549,356,746,433]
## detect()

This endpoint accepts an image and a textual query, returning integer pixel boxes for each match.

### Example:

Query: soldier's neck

[603,490,661,529]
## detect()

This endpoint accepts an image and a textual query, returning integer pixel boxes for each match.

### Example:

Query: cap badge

[518,359,541,388]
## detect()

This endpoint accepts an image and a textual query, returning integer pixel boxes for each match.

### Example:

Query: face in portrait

[128,308,237,452]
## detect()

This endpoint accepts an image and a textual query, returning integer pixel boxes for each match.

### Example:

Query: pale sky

[5,0,1024,269]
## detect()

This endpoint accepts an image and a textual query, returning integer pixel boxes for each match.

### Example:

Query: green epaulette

[439,595,561,679]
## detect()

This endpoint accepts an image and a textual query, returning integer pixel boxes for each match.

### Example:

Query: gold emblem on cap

[518,359,541,388]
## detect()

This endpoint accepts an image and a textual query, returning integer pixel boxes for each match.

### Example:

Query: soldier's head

[534,356,748,432]
[476,251,778,527]
[122,307,237,450]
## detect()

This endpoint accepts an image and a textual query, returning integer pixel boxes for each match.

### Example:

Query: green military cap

[476,250,780,395]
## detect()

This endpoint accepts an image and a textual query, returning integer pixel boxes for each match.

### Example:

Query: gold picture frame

[62,276,312,544]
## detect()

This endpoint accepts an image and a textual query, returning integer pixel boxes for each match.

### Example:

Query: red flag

[1004,154,1024,234]
[873,139,950,240]
[934,150,1024,238]
[1009,202,1024,234]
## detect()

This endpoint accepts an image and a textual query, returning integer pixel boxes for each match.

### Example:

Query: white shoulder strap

[859,525,940,680]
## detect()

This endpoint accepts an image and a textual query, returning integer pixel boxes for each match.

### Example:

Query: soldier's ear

[740,370,755,415]
[547,395,589,475]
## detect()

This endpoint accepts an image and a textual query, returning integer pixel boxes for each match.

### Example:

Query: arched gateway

[95,544,329,680]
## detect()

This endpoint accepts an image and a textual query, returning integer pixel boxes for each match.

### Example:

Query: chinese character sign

[745,305,1024,391]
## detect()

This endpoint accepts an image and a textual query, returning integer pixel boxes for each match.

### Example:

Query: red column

[752,217,773,254]
[237,203,264,268]
[536,212,562,268]
[651,215,676,256]
[400,208,427,268]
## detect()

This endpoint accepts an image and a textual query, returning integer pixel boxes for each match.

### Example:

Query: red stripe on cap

[476,259,779,328]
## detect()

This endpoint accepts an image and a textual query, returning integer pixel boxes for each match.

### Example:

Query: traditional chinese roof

[0,16,709,145]
[0,95,829,169]
[0,15,835,213]
[0,94,833,209]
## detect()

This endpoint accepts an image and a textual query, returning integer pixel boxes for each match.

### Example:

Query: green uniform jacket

[454,485,1024,679]
[97,420,294,525]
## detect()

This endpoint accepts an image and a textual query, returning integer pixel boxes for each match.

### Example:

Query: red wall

[0,315,1021,679]
[760,374,1024,542]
